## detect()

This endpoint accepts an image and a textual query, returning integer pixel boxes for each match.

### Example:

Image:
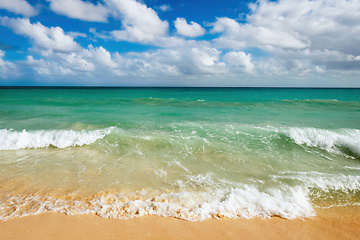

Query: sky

[0,0,359,87]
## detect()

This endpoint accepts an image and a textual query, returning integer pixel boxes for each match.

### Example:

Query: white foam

[285,127,360,156]
[276,171,360,192]
[344,166,360,170]
[0,184,315,221]
[0,127,113,150]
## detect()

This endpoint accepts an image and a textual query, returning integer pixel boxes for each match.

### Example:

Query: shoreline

[1,206,359,240]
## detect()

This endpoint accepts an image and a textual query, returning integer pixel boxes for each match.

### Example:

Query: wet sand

[1,206,360,240]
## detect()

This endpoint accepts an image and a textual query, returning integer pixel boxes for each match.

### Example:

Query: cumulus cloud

[0,17,81,52]
[21,41,230,85]
[12,40,358,86]
[143,46,225,75]
[212,0,360,73]
[81,45,117,68]
[48,0,109,22]
[25,55,52,75]
[224,51,254,73]
[25,55,77,77]
[113,40,226,77]
[58,52,95,72]
[106,0,169,44]
[212,17,309,50]
[24,45,118,78]
[94,44,223,76]
[1,0,359,86]
[0,50,17,78]
[0,0,38,17]
[174,18,206,38]
[245,0,360,55]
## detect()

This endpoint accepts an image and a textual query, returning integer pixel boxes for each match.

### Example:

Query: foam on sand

[0,184,314,221]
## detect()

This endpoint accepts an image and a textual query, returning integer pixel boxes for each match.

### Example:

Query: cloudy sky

[0,0,359,87]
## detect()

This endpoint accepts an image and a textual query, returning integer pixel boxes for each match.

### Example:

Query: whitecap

[0,127,114,150]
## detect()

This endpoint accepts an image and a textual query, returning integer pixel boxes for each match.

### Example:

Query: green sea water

[0,87,359,221]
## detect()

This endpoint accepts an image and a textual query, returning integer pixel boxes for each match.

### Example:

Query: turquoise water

[0,87,359,221]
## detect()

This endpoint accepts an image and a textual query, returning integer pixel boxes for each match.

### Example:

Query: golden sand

[1,206,360,240]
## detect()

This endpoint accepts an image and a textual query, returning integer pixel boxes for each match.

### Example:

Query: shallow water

[0,87,359,221]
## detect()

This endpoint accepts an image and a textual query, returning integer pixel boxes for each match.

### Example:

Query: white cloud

[0,50,17,78]
[1,0,360,86]
[212,0,360,73]
[120,45,226,76]
[0,17,81,52]
[158,4,172,12]
[81,45,117,68]
[246,0,360,55]
[0,0,38,17]
[48,0,109,22]
[189,47,225,74]
[224,51,254,73]
[212,17,309,50]
[106,0,169,44]
[59,66,74,75]
[255,58,287,76]
[6,41,360,86]
[174,18,205,38]
[59,52,95,71]
[25,45,117,77]
[25,55,75,77]
[67,31,88,38]
[25,55,52,75]
[19,42,229,84]
[56,45,118,72]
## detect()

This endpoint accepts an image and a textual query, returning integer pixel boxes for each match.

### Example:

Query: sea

[0,87,359,221]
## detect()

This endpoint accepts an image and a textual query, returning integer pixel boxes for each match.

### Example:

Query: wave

[1,125,359,158]
[0,184,314,221]
[1,124,359,221]
[280,99,360,107]
[0,127,113,150]
[285,127,360,157]
[273,171,360,207]
[129,97,360,109]
[275,171,360,192]
[2,168,359,221]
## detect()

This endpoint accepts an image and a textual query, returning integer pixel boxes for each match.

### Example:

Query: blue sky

[0,0,359,86]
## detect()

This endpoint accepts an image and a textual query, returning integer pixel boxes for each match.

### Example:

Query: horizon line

[1,86,360,89]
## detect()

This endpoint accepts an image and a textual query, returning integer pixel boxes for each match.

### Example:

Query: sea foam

[0,127,113,150]
[0,184,314,221]
[285,127,360,157]
[275,171,360,192]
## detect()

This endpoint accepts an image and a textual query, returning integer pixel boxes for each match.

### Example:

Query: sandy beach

[1,0,360,237]
[1,206,359,240]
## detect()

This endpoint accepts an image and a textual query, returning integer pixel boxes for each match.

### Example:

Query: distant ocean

[0,87,359,221]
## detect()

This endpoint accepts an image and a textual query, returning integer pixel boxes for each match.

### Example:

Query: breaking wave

[285,127,360,157]
[1,125,359,158]
[0,127,114,150]
[0,185,314,221]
